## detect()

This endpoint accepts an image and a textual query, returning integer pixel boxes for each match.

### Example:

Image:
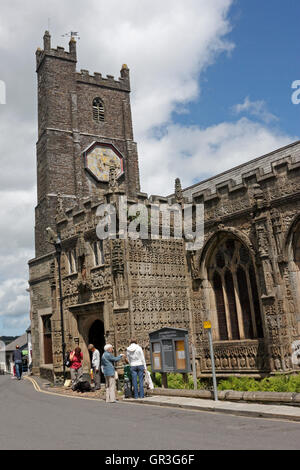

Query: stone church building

[29,32,300,383]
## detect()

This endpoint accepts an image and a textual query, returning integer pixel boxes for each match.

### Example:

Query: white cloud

[0,278,29,316]
[0,114,36,191]
[233,96,278,124]
[140,118,295,195]
[2,315,30,333]
[0,189,34,334]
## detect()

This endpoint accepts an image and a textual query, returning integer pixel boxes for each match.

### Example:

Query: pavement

[29,375,300,423]
[127,395,300,423]
[1,374,300,450]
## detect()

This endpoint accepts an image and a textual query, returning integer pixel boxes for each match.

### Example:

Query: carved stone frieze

[202,341,267,372]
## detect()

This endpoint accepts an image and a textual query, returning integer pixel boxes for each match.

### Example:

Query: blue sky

[0,0,299,337]
[175,0,300,137]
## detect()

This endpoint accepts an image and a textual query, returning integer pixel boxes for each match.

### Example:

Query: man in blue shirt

[13,345,23,380]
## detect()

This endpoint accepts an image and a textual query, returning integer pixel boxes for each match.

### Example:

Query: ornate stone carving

[56,193,66,222]
[202,341,267,372]
[109,165,118,193]
[271,208,284,255]
[111,240,127,308]
[255,220,269,258]
[252,183,265,209]
[175,178,183,204]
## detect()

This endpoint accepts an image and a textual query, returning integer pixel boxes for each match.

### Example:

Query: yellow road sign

[203,321,212,330]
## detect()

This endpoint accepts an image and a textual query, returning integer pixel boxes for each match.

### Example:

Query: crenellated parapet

[36,31,77,71]
[36,32,130,92]
[182,148,300,228]
[182,141,300,204]
[76,65,130,92]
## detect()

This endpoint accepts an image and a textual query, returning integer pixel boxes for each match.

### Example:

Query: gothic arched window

[212,272,228,340]
[92,97,105,122]
[294,229,300,270]
[291,225,300,336]
[208,238,263,341]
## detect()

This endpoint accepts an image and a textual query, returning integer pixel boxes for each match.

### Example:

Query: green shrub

[149,368,300,393]
[218,374,300,393]
[151,371,206,390]
[218,376,260,392]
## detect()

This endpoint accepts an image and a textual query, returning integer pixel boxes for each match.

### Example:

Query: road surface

[0,375,299,450]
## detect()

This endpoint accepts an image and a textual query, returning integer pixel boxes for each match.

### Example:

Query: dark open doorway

[88,320,105,382]
[43,315,53,365]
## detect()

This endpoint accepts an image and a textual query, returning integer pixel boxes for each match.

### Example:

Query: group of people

[68,339,147,403]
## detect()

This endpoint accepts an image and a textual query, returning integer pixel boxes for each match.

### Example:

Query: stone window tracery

[287,222,300,337]
[92,97,105,123]
[92,240,105,267]
[208,238,263,341]
[294,229,300,269]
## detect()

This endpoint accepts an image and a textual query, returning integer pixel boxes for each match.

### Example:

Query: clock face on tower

[83,142,124,183]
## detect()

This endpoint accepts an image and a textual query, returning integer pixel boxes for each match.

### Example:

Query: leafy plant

[149,368,300,393]
[218,374,300,393]
[151,371,206,390]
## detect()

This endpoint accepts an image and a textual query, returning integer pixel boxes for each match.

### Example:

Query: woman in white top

[126,339,146,399]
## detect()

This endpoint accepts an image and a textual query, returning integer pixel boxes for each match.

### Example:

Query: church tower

[35,31,140,257]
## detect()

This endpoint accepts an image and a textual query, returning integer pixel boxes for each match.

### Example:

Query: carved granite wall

[125,238,192,362]
[188,151,300,375]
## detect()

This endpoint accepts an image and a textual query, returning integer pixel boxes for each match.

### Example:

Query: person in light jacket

[126,339,147,399]
[88,344,101,390]
[101,344,124,403]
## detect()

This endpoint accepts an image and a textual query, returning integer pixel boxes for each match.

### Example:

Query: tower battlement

[36,31,77,71]
[36,31,130,91]
[76,66,130,92]
[34,31,140,257]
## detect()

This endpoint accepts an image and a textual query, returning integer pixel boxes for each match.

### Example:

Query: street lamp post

[46,228,66,383]
[203,321,218,401]
[54,235,66,383]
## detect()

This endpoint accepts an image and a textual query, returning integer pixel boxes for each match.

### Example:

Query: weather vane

[62,31,80,41]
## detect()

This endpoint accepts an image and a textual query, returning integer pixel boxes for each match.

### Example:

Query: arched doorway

[88,320,105,382]
[42,315,53,365]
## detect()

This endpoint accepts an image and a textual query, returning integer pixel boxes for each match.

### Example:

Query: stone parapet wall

[182,141,300,201]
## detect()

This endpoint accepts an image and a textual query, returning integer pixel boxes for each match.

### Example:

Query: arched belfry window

[93,97,105,122]
[208,238,263,341]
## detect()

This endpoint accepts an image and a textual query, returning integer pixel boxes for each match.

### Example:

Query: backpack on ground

[73,381,91,393]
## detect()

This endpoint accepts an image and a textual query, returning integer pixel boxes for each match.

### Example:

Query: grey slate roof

[5,333,28,352]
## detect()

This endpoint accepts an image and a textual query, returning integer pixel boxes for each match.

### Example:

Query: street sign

[203,321,212,330]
